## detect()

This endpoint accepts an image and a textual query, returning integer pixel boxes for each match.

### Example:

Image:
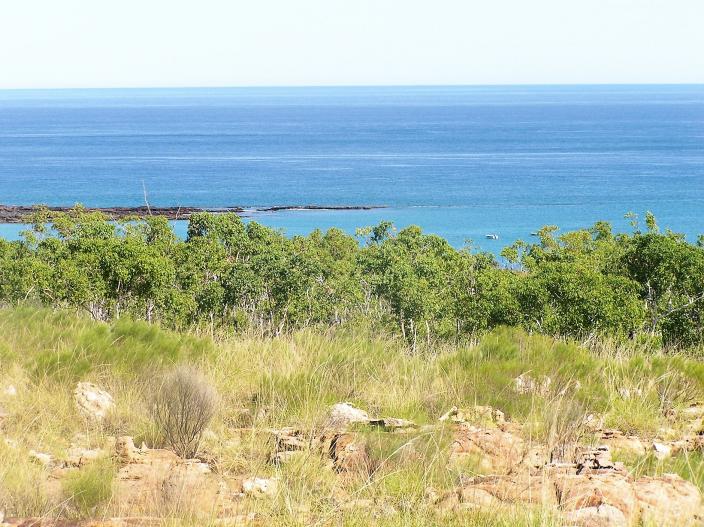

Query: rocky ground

[3,382,704,527]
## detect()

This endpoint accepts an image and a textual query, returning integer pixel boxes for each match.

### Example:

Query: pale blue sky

[0,0,702,89]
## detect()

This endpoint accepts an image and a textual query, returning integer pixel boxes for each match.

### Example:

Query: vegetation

[1,207,704,349]
[3,210,704,524]
[152,365,219,458]
[2,309,704,525]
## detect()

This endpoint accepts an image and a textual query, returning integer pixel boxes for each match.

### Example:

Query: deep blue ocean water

[1,85,703,252]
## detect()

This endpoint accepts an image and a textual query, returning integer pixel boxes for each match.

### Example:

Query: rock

[327,403,370,429]
[242,477,277,498]
[369,417,417,432]
[449,425,525,474]
[634,473,703,526]
[583,414,605,432]
[74,382,114,421]
[460,474,558,507]
[617,387,642,400]
[439,405,505,427]
[434,491,461,512]
[28,449,53,466]
[271,449,308,466]
[65,446,106,467]
[459,486,503,508]
[339,498,374,510]
[599,430,646,457]
[681,404,704,419]
[513,373,551,396]
[651,441,672,460]
[564,504,628,527]
[162,461,218,506]
[329,433,370,474]
[575,445,620,473]
[556,472,636,524]
[112,436,245,516]
[271,427,309,451]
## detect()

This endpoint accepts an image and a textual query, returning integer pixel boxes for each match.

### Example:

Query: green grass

[0,306,213,381]
[62,457,116,517]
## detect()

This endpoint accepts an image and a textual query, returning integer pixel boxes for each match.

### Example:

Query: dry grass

[2,308,704,525]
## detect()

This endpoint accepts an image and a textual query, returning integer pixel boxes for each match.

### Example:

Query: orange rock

[449,425,525,474]
[634,473,703,526]
[556,472,636,523]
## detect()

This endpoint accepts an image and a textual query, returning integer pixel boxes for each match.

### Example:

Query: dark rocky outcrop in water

[0,204,385,223]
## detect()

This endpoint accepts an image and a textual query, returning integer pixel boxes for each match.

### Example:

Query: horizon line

[1,82,704,93]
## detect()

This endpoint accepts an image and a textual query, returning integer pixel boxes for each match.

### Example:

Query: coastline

[0,204,387,224]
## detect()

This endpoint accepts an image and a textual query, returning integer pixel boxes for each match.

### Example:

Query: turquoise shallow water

[1,85,703,251]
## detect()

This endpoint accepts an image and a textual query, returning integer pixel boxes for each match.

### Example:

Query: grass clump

[62,457,116,517]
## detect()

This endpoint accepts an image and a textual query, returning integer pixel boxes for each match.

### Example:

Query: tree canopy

[2,207,704,348]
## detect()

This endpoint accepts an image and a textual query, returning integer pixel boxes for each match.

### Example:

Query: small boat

[485,234,499,240]
[530,232,539,236]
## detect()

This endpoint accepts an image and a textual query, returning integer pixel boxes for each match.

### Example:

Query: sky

[0,0,703,89]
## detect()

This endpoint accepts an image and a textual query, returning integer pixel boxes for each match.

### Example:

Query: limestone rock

[439,405,505,426]
[327,403,369,429]
[111,436,247,516]
[74,382,114,421]
[271,427,309,451]
[651,441,672,460]
[28,449,53,466]
[513,373,552,396]
[369,417,417,432]
[162,461,219,507]
[242,477,278,498]
[583,414,605,433]
[66,445,106,467]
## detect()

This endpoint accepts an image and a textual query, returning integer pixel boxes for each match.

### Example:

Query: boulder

[575,445,620,473]
[271,427,309,451]
[329,432,370,474]
[74,382,114,421]
[651,441,672,460]
[449,424,525,474]
[564,504,628,527]
[634,473,703,526]
[513,373,552,396]
[110,437,258,517]
[459,473,558,507]
[241,477,278,498]
[327,403,370,429]
[556,472,637,524]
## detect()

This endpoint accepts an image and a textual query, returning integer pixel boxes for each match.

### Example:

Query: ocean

[1,84,703,252]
